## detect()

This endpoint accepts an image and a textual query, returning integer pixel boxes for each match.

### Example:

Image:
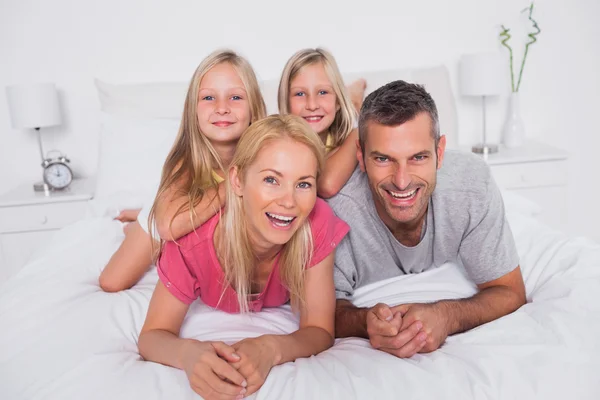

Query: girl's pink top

[157,198,349,313]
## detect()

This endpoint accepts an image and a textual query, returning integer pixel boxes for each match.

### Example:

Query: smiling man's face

[358,112,446,231]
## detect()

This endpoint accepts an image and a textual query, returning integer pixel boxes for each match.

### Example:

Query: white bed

[1,67,600,400]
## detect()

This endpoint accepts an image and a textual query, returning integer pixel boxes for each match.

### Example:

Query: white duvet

[1,202,600,400]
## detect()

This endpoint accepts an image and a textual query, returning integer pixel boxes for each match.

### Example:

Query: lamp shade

[6,83,62,129]
[458,53,504,97]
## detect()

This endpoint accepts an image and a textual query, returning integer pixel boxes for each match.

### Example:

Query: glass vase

[502,92,526,148]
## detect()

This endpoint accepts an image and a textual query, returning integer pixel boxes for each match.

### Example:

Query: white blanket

[1,209,600,399]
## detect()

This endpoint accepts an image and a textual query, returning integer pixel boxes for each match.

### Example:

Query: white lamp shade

[458,53,504,96]
[6,83,62,129]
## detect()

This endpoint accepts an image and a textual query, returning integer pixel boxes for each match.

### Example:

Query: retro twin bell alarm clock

[34,151,73,192]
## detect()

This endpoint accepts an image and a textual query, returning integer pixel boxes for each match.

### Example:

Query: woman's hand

[181,340,248,400]
[230,336,278,397]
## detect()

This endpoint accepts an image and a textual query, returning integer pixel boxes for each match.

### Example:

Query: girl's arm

[138,281,247,398]
[230,252,336,396]
[154,181,225,241]
[317,130,359,199]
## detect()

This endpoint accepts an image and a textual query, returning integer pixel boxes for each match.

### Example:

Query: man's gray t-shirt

[327,150,519,300]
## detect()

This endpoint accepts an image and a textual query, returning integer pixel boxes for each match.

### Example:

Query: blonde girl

[278,47,366,198]
[99,49,266,292]
[139,115,349,399]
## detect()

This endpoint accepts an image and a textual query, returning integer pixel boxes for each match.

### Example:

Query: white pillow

[94,79,188,119]
[92,112,180,215]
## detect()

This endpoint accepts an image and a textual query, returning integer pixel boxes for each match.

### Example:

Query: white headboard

[94,64,458,147]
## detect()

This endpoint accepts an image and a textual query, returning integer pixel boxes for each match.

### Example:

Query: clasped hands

[366,302,450,358]
[181,336,276,400]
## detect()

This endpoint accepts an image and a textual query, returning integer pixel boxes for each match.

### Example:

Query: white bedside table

[0,178,95,284]
[466,140,569,231]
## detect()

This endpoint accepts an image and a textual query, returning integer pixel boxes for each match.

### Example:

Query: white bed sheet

[1,209,600,400]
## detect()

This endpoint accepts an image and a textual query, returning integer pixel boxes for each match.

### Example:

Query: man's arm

[436,265,526,335]
[394,266,526,354]
[335,299,370,338]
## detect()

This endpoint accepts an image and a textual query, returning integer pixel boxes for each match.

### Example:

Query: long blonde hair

[220,114,326,313]
[148,49,266,248]
[277,48,356,149]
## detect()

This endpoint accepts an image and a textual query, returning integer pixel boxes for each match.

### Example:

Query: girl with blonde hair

[139,114,349,399]
[99,49,266,292]
[278,47,367,198]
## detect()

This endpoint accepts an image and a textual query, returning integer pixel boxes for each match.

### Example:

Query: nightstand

[469,140,569,231]
[0,178,95,285]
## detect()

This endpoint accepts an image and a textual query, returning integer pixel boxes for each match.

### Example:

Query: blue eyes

[374,155,428,163]
[293,90,329,97]
[201,95,243,101]
[263,176,312,189]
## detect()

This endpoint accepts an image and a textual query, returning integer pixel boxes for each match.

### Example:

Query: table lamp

[6,83,62,191]
[458,53,503,154]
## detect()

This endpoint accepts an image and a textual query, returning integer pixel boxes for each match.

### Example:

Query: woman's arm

[230,252,336,396]
[154,182,225,241]
[265,251,336,363]
[317,130,359,199]
[139,281,247,398]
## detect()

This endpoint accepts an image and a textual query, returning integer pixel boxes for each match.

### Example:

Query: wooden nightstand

[0,178,95,284]
[467,140,569,231]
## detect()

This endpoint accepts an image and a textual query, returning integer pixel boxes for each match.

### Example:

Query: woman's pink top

[157,198,349,313]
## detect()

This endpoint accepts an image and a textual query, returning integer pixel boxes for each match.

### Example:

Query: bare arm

[335,299,370,338]
[317,130,358,199]
[379,265,527,357]
[265,251,336,363]
[424,265,527,336]
[139,281,247,398]
[154,182,225,241]
[138,281,193,367]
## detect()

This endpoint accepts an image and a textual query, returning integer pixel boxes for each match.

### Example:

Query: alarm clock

[41,153,73,190]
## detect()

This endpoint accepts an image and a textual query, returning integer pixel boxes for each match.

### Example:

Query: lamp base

[471,143,499,155]
[33,181,52,196]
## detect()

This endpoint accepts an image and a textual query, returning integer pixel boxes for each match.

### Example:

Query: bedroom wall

[1,0,598,241]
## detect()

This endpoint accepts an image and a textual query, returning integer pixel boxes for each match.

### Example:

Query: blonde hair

[277,48,356,149]
[220,114,326,313]
[148,49,266,249]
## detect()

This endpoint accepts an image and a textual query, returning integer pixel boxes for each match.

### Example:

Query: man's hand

[366,303,427,358]
[393,302,450,354]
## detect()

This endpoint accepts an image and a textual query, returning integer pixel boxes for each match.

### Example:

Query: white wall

[1,0,599,241]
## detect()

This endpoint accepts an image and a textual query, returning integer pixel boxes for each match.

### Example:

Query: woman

[138,115,350,399]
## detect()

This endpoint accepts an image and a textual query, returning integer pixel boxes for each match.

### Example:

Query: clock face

[43,162,73,189]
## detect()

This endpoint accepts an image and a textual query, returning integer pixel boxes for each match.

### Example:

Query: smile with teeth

[266,212,296,227]
[387,188,418,199]
[303,116,323,122]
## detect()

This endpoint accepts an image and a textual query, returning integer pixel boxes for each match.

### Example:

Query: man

[328,80,526,358]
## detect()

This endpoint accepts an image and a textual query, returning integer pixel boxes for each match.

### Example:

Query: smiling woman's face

[231,137,318,249]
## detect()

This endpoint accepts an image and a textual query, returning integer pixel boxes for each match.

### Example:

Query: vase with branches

[498,2,541,148]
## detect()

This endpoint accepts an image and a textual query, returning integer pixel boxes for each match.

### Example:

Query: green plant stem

[499,25,515,92]
[516,3,541,92]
